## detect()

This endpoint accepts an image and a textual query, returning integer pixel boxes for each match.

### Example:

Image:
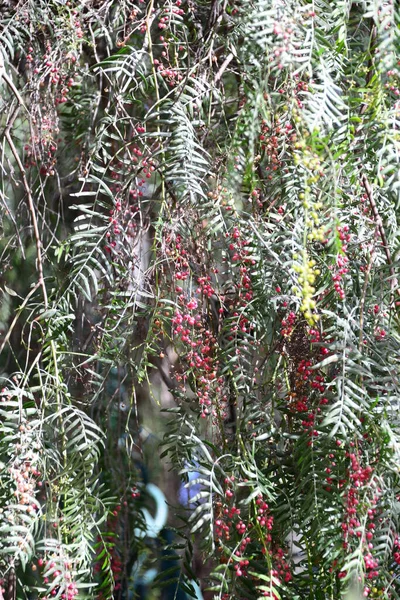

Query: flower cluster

[292,250,320,324]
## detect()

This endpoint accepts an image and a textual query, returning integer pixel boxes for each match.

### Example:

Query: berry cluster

[159,231,228,419]
[223,225,256,334]
[280,311,296,337]
[37,553,79,600]
[259,118,295,182]
[172,305,224,419]
[286,355,327,442]
[331,225,350,300]
[104,146,153,257]
[0,388,41,558]
[339,449,382,597]
[215,483,292,599]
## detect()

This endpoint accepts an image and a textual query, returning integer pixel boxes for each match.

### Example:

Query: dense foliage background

[1,1,400,599]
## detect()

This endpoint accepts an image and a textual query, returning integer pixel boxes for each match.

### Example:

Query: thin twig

[359,249,374,351]
[214,52,234,84]
[0,54,28,112]
[0,283,41,355]
[0,188,25,258]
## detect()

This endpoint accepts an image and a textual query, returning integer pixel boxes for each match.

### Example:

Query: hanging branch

[358,22,400,301]
[361,174,400,298]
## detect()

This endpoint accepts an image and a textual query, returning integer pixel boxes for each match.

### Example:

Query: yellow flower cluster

[303,196,325,243]
[291,143,327,325]
[293,250,320,325]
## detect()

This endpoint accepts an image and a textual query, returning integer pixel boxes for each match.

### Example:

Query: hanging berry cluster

[35,550,79,600]
[214,478,292,600]
[337,448,384,598]
[158,230,230,420]
[330,225,351,300]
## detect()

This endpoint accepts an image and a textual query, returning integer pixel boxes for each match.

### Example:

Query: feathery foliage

[1,1,400,599]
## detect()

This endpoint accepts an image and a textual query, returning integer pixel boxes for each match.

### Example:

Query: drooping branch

[361,171,400,300]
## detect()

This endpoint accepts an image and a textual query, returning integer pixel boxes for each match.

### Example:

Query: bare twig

[0,282,41,355]
[359,248,374,351]
[0,54,27,112]
[0,188,25,258]
[214,52,234,84]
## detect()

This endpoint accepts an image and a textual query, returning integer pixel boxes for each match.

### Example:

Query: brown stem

[214,52,234,84]
[359,249,374,351]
